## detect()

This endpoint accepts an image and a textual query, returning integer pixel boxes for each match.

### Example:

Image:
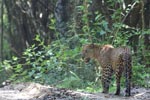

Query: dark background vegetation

[0,0,150,92]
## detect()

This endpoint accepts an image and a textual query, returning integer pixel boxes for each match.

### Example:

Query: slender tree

[0,0,4,62]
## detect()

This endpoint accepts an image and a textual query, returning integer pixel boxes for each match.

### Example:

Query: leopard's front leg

[101,66,113,93]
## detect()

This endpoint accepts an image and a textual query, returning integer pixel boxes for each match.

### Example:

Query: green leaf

[99,30,106,35]
[12,56,18,61]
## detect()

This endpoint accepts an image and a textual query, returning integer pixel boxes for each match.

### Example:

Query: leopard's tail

[123,47,132,96]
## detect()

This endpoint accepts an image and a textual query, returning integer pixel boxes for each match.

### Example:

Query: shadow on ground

[0,82,149,100]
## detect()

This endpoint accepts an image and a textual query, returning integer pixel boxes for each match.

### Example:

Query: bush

[1,35,100,90]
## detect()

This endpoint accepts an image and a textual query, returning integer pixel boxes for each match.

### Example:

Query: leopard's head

[81,44,95,63]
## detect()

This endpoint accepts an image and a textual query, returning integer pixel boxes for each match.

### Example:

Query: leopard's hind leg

[115,67,123,95]
[123,53,132,96]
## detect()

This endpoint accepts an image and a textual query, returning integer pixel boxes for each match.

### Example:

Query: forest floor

[0,82,149,100]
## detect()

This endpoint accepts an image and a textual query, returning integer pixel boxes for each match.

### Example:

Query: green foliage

[132,65,150,87]
[1,35,99,90]
[57,71,83,89]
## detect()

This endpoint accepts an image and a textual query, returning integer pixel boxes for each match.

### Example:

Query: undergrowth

[0,33,150,93]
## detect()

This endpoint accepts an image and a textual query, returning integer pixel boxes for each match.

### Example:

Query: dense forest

[0,0,150,95]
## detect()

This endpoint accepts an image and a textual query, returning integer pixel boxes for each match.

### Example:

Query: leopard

[82,44,132,96]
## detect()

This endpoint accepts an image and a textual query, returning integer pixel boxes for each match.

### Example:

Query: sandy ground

[0,82,149,100]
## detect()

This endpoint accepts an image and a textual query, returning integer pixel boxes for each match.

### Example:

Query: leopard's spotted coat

[82,44,132,96]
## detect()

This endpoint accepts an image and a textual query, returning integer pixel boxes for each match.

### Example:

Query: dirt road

[0,82,149,100]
